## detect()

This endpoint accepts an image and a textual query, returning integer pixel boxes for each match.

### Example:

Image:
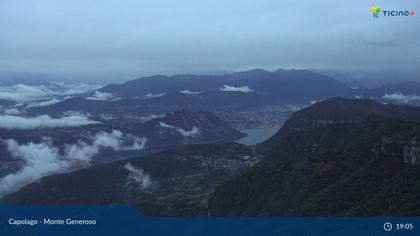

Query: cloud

[59,83,102,95]
[142,93,166,99]
[138,114,165,122]
[0,84,53,102]
[25,98,62,109]
[0,130,147,197]
[0,115,100,130]
[220,85,253,93]
[180,89,200,95]
[382,93,420,103]
[91,130,147,151]
[120,114,165,122]
[124,163,154,192]
[159,122,201,142]
[99,114,114,121]
[159,122,177,129]
[3,108,21,115]
[64,130,147,162]
[0,83,100,102]
[62,110,92,117]
[177,127,201,138]
[1,1,419,74]
[0,139,69,197]
[128,136,148,150]
[86,91,115,101]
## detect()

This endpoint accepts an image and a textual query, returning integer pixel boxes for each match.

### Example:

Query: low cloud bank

[4,108,21,115]
[86,91,115,101]
[382,93,420,103]
[0,84,51,102]
[65,130,147,162]
[58,83,101,95]
[0,130,147,197]
[143,93,166,99]
[180,90,200,95]
[0,139,69,198]
[0,83,100,102]
[220,85,253,93]
[0,115,100,130]
[139,114,165,122]
[177,127,201,138]
[159,122,201,140]
[25,98,62,109]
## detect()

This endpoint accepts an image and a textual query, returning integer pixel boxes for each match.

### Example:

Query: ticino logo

[370,6,415,18]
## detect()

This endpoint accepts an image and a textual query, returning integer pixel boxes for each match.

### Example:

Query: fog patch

[382,93,420,103]
[180,89,200,95]
[62,110,92,117]
[99,114,114,121]
[0,83,100,102]
[59,83,101,95]
[4,108,21,115]
[0,84,53,102]
[124,163,154,193]
[159,122,201,142]
[0,139,69,197]
[143,93,166,99]
[220,85,253,93]
[0,115,100,130]
[86,91,115,101]
[0,130,147,197]
[25,98,61,109]
[158,122,177,129]
[64,130,147,162]
[177,127,201,138]
[138,114,165,122]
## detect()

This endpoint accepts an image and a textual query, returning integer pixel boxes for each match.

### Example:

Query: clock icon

[384,222,393,232]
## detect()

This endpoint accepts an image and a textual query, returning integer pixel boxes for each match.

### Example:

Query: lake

[236,127,279,146]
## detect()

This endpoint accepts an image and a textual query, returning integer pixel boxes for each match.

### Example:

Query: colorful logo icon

[370,6,415,18]
[370,6,381,18]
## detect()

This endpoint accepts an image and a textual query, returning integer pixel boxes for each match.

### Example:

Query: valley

[1,69,420,216]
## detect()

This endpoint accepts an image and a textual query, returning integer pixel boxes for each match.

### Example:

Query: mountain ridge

[209,117,420,216]
[258,97,420,154]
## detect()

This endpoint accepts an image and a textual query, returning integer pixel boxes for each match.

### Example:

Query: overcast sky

[0,0,419,81]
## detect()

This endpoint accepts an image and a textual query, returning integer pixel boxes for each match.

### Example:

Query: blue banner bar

[0,205,419,236]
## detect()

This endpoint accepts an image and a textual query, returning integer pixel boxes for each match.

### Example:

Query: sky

[0,0,419,82]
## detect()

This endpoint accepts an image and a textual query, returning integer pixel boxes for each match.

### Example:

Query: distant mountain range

[100,69,354,103]
[5,97,420,216]
[315,69,420,89]
[365,81,420,97]
[24,69,356,117]
[19,69,420,120]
